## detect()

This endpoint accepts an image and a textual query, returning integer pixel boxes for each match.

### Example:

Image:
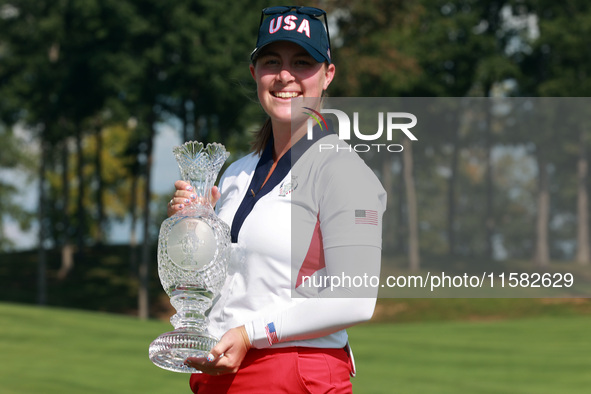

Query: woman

[167,6,386,393]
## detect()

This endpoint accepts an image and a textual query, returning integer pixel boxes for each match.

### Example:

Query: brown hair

[251,117,272,155]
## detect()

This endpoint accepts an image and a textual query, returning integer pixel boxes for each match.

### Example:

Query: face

[250,41,335,126]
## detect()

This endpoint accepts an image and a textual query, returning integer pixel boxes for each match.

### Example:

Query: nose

[277,66,294,84]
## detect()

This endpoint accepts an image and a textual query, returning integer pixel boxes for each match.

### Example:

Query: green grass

[349,317,591,393]
[0,302,188,394]
[2,302,591,393]
[372,298,591,324]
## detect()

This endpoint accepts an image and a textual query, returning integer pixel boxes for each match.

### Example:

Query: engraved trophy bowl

[149,141,230,373]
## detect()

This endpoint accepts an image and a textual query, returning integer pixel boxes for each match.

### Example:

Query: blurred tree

[125,0,268,319]
[536,2,591,266]
[471,1,520,260]
[331,0,424,270]
[413,0,522,260]
[0,125,34,250]
[331,0,520,268]
[159,0,265,146]
[0,6,33,251]
[0,0,68,304]
[517,0,591,265]
[0,0,270,314]
[0,0,144,285]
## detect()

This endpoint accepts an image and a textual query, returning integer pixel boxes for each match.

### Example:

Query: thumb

[211,186,221,207]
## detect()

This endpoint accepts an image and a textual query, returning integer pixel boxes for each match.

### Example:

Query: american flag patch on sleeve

[355,210,378,225]
[265,322,279,346]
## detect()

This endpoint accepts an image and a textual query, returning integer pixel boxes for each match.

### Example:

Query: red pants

[189,347,353,393]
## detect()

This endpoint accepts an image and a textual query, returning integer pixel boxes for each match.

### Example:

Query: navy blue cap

[251,11,331,64]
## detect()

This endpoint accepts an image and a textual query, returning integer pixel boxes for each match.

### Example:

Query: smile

[272,91,301,99]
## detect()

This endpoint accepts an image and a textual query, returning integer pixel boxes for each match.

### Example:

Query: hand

[184,326,251,375]
[167,180,221,217]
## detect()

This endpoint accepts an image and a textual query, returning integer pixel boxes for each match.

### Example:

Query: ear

[323,63,336,90]
[249,64,256,81]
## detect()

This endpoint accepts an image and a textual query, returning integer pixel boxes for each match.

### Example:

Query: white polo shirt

[207,131,386,349]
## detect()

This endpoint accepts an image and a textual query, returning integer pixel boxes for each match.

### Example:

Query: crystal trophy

[149,141,230,373]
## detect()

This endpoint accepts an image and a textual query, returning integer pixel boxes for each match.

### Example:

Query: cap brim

[251,38,329,64]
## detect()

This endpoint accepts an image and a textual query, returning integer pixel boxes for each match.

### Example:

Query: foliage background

[1,0,591,392]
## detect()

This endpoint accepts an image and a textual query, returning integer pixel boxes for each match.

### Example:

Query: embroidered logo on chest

[279,176,298,197]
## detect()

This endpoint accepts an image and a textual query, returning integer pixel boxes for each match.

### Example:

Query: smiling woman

[246,5,335,159]
[248,40,335,160]
[165,5,386,394]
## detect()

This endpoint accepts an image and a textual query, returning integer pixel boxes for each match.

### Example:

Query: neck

[271,119,307,161]
[271,121,290,161]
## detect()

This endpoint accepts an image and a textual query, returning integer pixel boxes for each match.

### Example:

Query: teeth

[274,91,299,98]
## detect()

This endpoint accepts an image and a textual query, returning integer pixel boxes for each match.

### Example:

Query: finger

[174,180,193,192]
[184,356,233,375]
[184,357,215,373]
[167,197,188,218]
[207,354,241,374]
[171,194,196,205]
[207,343,225,362]
[168,198,185,209]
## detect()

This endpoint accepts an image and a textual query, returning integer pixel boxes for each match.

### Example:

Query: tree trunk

[484,98,495,260]
[534,153,550,267]
[139,120,155,320]
[576,131,590,265]
[403,139,420,272]
[58,244,75,280]
[75,126,85,259]
[129,160,139,277]
[37,138,48,306]
[396,155,405,254]
[447,126,459,257]
[381,156,394,254]
[58,138,74,280]
[95,125,105,246]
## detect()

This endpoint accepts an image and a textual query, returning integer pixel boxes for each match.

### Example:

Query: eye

[294,56,317,67]
[256,54,279,66]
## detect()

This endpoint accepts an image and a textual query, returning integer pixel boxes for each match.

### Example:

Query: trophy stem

[169,287,213,331]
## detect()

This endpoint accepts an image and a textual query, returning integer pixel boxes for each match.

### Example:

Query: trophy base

[149,329,219,373]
